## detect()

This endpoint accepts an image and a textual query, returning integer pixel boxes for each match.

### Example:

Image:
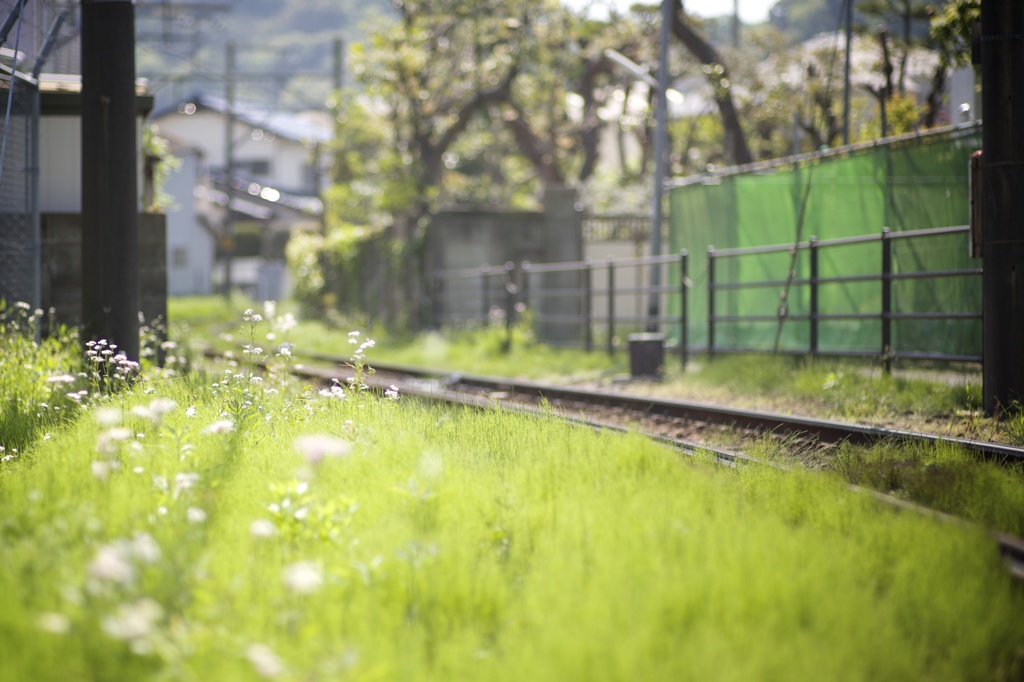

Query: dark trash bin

[628,333,664,379]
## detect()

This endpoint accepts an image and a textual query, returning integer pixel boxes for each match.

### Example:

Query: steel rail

[290,350,1024,464]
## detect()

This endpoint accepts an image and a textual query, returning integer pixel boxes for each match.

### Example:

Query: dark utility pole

[81,0,139,361]
[981,0,1024,413]
[646,0,671,331]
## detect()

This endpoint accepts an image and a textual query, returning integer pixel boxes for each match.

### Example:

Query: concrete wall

[41,213,167,328]
[428,188,582,340]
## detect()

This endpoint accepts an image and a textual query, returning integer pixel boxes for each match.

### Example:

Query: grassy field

[1,304,1023,680]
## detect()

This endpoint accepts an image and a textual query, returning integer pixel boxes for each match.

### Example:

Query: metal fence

[0,67,39,309]
[707,225,981,368]
[432,251,690,366]
[0,0,79,310]
[430,225,982,369]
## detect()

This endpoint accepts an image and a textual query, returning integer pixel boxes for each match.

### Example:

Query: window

[172,247,188,268]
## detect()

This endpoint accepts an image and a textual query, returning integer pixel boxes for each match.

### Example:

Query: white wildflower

[282,561,322,595]
[249,519,277,539]
[186,507,207,524]
[174,472,200,495]
[204,419,234,435]
[97,427,132,455]
[384,385,400,401]
[293,434,352,466]
[130,405,155,422]
[46,374,76,385]
[130,532,162,564]
[88,545,135,585]
[37,612,71,635]
[185,405,197,418]
[246,643,285,679]
[149,398,177,416]
[276,313,297,333]
[91,460,114,481]
[101,598,162,641]
[94,407,121,426]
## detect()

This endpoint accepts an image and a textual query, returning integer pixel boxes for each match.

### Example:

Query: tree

[351,0,521,224]
[669,0,753,165]
[930,0,979,68]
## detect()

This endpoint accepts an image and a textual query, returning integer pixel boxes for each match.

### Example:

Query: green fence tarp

[666,125,982,360]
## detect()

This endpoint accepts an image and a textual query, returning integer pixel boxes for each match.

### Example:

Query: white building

[149,94,332,299]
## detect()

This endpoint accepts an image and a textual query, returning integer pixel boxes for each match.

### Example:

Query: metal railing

[432,251,690,366]
[430,225,982,369]
[707,225,982,368]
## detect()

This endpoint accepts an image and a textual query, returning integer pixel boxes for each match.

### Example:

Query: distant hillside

[138,0,395,110]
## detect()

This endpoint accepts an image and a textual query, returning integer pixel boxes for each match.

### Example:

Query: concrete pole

[647,0,671,331]
[333,37,344,91]
[81,0,139,361]
[981,0,1024,413]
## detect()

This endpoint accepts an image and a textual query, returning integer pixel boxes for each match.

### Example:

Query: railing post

[680,249,688,371]
[881,228,893,373]
[809,236,819,356]
[520,261,531,312]
[607,258,616,355]
[503,261,517,354]
[584,259,593,352]
[432,270,442,328]
[707,246,716,361]
[481,265,490,325]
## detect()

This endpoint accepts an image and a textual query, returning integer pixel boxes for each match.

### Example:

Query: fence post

[503,261,517,354]
[520,261,531,314]
[680,250,688,370]
[707,246,716,361]
[432,270,442,328]
[881,228,892,374]
[584,259,593,352]
[809,236,819,357]
[481,265,490,325]
[607,258,616,355]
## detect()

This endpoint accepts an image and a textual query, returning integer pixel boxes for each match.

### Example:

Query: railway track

[203,347,1024,579]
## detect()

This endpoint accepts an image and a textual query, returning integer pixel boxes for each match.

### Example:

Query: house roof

[150,93,333,145]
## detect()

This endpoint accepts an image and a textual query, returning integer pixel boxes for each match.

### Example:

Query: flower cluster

[85,339,140,395]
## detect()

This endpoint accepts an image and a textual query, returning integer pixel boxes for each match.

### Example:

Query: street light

[602,0,671,330]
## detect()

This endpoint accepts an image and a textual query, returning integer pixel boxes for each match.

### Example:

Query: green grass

[168,297,983,417]
[830,439,1024,535]
[2,313,1024,680]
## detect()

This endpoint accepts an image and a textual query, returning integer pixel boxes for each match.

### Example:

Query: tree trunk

[670,0,753,165]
